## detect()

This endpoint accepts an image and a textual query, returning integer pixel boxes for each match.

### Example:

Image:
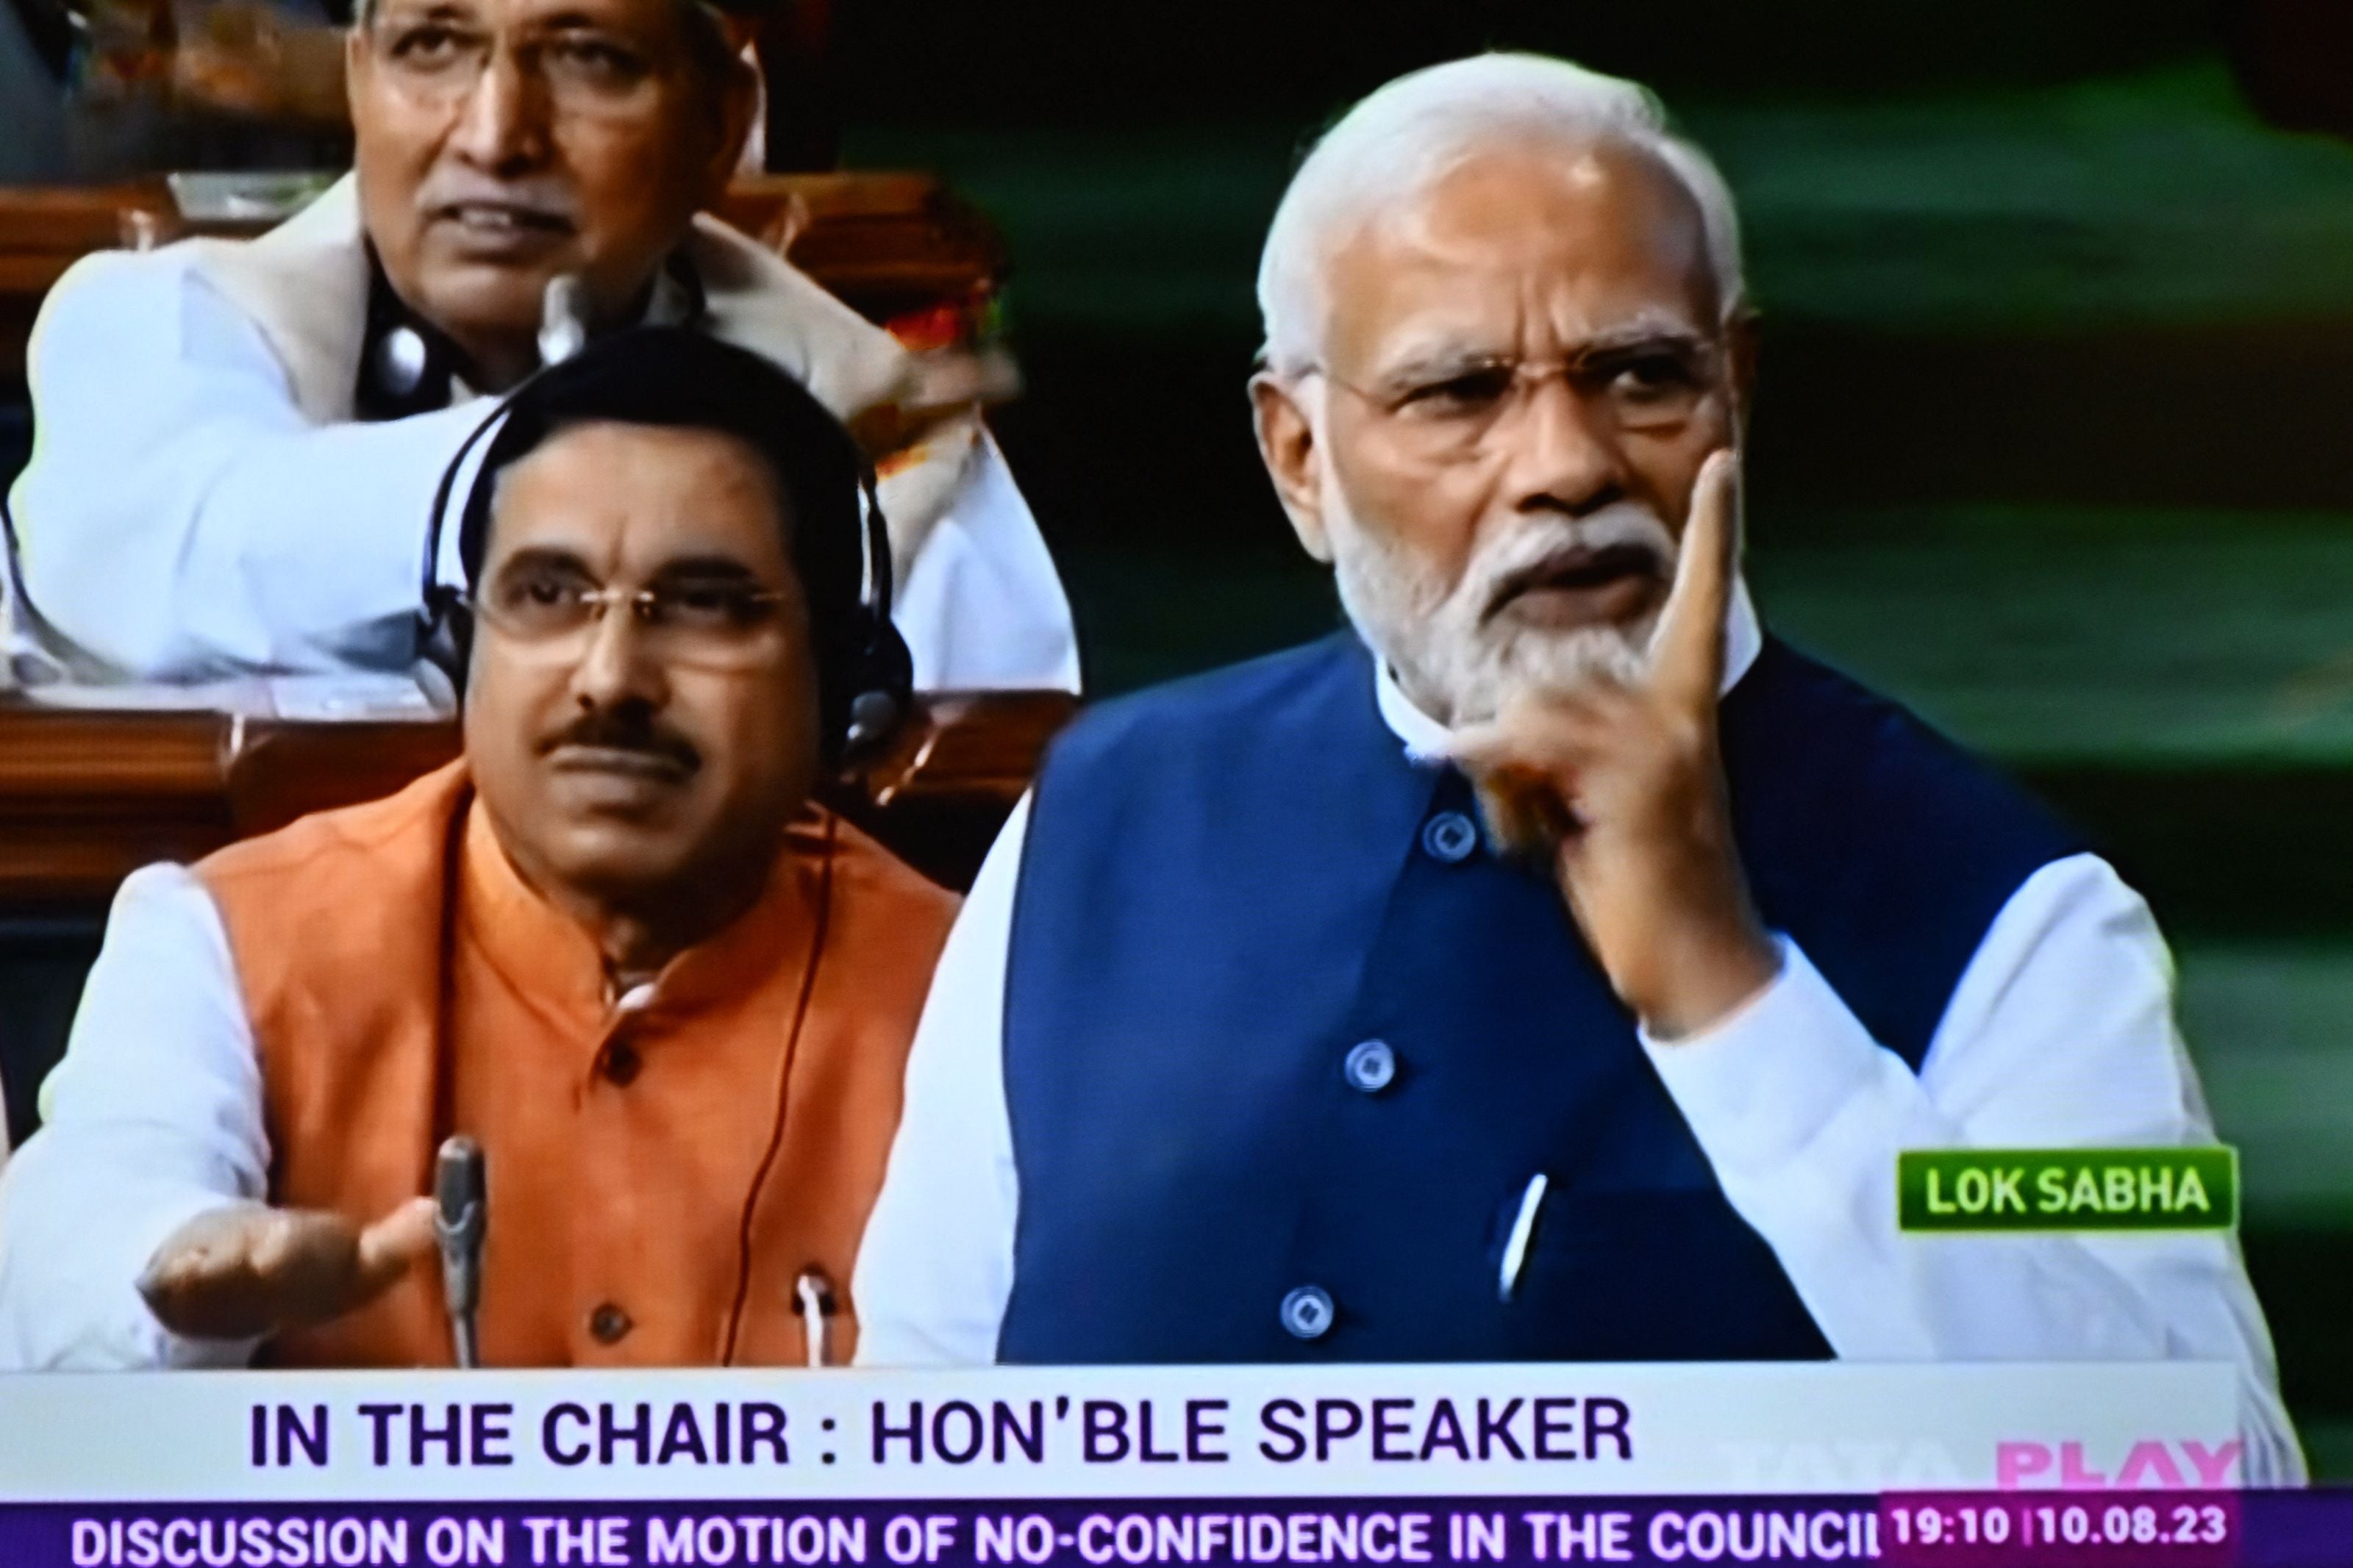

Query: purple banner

[7,1492,2353,1568]
[1,1496,1878,1568]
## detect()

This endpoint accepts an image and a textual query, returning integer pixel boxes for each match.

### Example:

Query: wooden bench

[0,689,1068,908]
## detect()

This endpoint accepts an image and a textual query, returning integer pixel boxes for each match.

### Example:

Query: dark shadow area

[0,913,101,1149]
[1751,318,2353,513]
[835,0,2216,126]
[2027,765,2353,940]
[2242,1226,2353,1416]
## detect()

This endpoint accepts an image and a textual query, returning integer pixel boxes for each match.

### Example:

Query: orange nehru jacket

[190,762,957,1368]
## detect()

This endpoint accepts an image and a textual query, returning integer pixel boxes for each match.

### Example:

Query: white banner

[0,1363,2240,1503]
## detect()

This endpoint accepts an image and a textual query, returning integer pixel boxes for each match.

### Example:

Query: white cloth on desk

[851,587,2302,1484]
[1,176,1079,692]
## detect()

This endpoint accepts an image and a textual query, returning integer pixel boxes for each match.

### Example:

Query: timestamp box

[1879,1491,2236,1566]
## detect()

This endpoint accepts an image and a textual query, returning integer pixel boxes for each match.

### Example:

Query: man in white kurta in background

[1,0,1076,693]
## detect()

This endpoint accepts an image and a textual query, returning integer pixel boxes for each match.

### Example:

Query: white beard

[1324,485,1679,728]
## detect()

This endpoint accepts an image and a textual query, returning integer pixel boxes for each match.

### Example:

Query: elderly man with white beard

[850,53,2299,1478]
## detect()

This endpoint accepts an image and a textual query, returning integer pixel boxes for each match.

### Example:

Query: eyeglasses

[463,571,796,671]
[1315,337,1724,464]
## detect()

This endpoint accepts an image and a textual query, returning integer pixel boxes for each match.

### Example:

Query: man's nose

[448,49,550,171]
[568,606,671,713]
[1505,374,1629,515]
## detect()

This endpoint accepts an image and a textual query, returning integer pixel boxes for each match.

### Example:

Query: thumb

[352,1197,438,1303]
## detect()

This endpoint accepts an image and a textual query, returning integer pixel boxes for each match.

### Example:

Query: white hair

[1256,52,1746,379]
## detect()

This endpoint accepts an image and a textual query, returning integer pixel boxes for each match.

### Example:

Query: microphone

[537,274,590,368]
[434,1136,488,1369]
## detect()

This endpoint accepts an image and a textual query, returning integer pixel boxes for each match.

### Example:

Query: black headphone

[411,327,912,764]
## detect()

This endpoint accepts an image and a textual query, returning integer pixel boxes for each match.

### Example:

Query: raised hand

[136,1198,438,1345]
[1446,449,1780,1039]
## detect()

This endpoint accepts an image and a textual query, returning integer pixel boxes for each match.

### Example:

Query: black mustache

[540,712,699,771]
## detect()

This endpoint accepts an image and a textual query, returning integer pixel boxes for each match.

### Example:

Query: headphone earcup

[839,611,913,759]
[413,587,472,712]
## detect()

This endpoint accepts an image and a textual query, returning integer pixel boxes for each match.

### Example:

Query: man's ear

[705,51,761,196]
[343,24,368,112]
[1725,309,1760,434]
[1249,371,1332,564]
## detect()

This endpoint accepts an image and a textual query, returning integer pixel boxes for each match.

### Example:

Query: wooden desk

[0,690,1071,906]
[0,171,1005,390]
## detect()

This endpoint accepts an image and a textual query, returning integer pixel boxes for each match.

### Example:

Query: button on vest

[1279,1286,1335,1340]
[1421,811,1479,863]
[588,1302,632,1345]
[1342,1039,1396,1094]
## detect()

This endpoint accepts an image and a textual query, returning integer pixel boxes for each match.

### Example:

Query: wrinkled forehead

[363,0,699,45]
[1323,139,1720,382]
[488,420,793,579]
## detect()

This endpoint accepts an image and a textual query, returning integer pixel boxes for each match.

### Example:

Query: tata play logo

[1995,1439,2243,1489]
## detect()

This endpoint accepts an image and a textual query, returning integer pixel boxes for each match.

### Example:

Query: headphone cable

[719,811,840,1365]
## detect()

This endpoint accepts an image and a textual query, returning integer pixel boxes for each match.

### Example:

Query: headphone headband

[412,326,908,757]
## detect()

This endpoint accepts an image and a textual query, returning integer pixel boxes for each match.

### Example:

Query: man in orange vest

[0,329,957,1368]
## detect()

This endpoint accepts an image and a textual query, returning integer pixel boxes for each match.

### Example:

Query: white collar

[1376,576,1765,760]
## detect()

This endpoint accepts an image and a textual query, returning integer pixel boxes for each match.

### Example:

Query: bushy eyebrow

[490,545,593,579]
[528,7,638,31]
[1367,311,1711,390]
[1367,346,1513,393]
[647,555,764,585]
[369,0,480,26]
[489,547,779,589]
[1584,321,1709,355]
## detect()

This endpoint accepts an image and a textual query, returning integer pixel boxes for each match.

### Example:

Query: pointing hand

[1446,450,1780,1038]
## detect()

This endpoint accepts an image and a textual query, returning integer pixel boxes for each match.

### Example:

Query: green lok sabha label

[1897,1148,2238,1232]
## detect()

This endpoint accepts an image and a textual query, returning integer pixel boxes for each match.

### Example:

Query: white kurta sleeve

[1642,852,2303,1483]
[893,433,1081,694]
[7,248,485,679]
[0,865,268,1369]
[852,795,1028,1366]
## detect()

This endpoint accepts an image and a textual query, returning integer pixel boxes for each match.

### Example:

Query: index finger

[1648,448,1741,711]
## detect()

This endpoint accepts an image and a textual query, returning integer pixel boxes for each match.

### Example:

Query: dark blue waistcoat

[997,631,2082,1364]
